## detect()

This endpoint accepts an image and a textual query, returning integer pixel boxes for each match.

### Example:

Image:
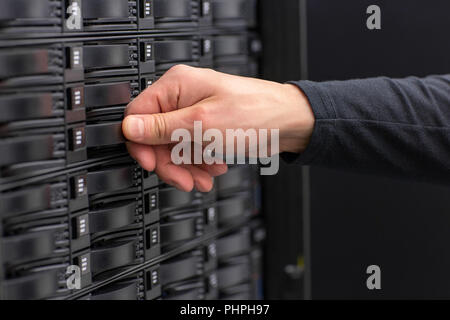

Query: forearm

[286,75,450,183]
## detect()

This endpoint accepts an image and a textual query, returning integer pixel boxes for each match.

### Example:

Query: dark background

[261,0,450,299]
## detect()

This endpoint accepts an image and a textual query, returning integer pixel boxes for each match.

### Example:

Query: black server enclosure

[0,0,264,300]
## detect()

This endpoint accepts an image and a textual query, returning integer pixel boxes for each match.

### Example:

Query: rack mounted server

[0,0,264,300]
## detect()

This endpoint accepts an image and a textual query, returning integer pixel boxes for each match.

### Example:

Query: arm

[287,75,450,183]
[122,65,450,190]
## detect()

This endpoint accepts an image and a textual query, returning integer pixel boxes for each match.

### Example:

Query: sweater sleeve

[284,74,450,184]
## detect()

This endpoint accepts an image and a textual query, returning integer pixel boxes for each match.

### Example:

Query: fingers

[153,145,195,192]
[128,140,227,192]
[181,164,214,192]
[126,65,219,116]
[122,106,198,145]
[152,145,218,192]
[199,163,228,177]
[126,142,156,172]
[136,144,222,192]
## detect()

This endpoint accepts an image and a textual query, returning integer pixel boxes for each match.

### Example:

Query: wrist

[278,83,315,154]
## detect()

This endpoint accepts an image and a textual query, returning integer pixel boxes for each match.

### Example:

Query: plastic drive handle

[216,166,249,191]
[0,185,50,217]
[0,49,50,79]
[89,200,136,234]
[1,227,61,263]
[212,0,246,19]
[85,82,131,108]
[222,291,251,300]
[159,187,194,209]
[220,282,251,296]
[90,240,136,274]
[86,122,125,147]
[217,263,250,289]
[160,256,199,285]
[91,281,138,300]
[166,288,203,300]
[82,0,129,19]
[216,230,251,259]
[0,93,53,122]
[0,135,54,166]
[160,218,197,244]
[154,41,192,63]
[2,270,58,300]
[83,45,130,69]
[153,0,191,18]
[217,196,250,225]
[0,0,51,20]
[87,166,134,194]
[214,35,247,57]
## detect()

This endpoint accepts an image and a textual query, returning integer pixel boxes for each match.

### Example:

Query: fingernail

[125,116,144,140]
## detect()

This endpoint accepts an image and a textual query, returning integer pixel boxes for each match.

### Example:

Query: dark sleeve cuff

[280,80,337,165]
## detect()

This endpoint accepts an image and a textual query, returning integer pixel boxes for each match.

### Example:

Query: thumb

[122,107,196,145]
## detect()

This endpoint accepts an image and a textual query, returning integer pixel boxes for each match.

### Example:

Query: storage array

[0,0,264,300]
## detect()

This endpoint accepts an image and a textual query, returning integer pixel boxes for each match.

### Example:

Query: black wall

[307,0,450,299]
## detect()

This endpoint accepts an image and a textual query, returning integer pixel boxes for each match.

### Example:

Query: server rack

[259,0,306,300]
[0,0,264,300]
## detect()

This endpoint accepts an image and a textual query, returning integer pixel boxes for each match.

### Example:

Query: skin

[122,65,315,192]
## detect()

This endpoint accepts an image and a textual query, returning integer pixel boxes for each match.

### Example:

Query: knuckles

[167,64,191,76]
[192,104,210,124]
[145,114,168,142]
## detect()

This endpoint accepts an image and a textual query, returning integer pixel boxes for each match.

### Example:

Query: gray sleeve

[284,74,450,184]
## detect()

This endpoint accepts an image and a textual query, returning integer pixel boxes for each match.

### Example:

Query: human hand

[122,65,314,192]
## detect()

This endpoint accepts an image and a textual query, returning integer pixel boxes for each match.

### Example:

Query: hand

[122,65,315,192]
